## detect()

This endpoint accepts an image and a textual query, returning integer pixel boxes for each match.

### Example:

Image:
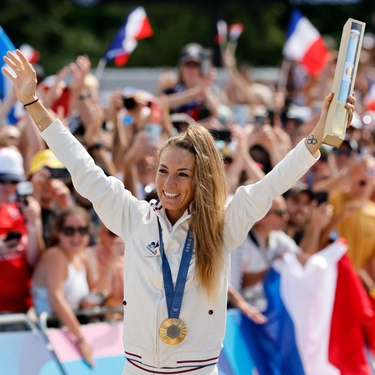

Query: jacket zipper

[155,226,165,369]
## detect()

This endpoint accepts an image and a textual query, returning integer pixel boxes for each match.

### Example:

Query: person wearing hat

[29,149,73,245]
[0,146,43,320]
[162,43,221,122]
[283,182,334,256]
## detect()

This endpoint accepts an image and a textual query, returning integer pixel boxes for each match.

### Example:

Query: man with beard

[283,183,315,245]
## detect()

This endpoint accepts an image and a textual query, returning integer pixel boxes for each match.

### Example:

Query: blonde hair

[160,125,227,299]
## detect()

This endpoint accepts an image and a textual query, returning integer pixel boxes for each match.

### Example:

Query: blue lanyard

[157,220,194,319]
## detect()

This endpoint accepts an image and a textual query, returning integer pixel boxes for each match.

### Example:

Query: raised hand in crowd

[38,65,71,112]
[17,194,44,266]
[157,69,178,95]
[121,129,158,198]
[246,124,284,168]
[30,167,72,209]
[0,84,18,126]
[222,49,251,105]
[297,199,334,262]
[225,125,264,193]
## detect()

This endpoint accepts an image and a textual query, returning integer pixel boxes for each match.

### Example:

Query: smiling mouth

[164,191,180,198]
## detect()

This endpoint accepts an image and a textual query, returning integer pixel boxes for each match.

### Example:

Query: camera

[16,181,34,206]
[16,181,33,197]
[46,166,71,182]
[123,97,137,110]
[123,96,152,110]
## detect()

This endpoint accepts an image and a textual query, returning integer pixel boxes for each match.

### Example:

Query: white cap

[0,147,25,182]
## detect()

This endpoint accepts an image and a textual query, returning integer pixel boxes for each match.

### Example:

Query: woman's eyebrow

[159,164,192,172]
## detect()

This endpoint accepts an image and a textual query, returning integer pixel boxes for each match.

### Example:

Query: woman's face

[156,147,195,225]
[58,213,89,253]
[99,226,125,256]
[0,180,18,206]
[180,61,201,87]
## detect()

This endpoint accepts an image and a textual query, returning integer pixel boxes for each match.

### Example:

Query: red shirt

[0,202,32,312]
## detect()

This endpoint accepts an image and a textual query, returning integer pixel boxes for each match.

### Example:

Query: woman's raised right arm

[2,50,55,131]
[2,50,147,238]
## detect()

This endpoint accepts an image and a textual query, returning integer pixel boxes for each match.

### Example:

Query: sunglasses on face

[61,226,89,236]
[0,180,18,185]
[269,209,288,217]
[332,148,352,157]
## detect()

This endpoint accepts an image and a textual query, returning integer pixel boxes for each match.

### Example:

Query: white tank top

[63,263,90,310]
[32,262,90,315]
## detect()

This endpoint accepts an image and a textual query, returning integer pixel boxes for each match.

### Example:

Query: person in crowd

[223,125,265,194]
[332,136,359,171]
[0,124,21,147]
[163,42,221,123]
[3,49,355,375]
[28,148,73,244]
[327,154,375,289]
[31,205,97,367]
[0,146,43,320]
[283,183,315,244]
[86,221,125,318]
[228,196,296,318]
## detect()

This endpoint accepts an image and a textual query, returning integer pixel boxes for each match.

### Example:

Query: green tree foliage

[0,0,374,75]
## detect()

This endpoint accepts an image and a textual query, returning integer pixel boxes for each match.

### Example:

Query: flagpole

[95,58,107,83]
[277,59,291,93]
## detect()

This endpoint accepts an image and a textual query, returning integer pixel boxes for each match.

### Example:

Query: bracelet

[369,288,375,299]
[23,98,39,107]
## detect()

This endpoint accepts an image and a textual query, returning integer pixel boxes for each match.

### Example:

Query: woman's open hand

[2,49,38,105]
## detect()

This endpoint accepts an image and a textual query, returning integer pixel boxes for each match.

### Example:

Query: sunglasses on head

[61,226,89,236]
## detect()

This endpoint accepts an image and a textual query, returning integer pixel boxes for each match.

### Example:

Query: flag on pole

[283,9,329,77]
[104,6,153,67]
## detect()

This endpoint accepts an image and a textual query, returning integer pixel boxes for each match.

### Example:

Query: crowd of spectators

[2,32,375,365]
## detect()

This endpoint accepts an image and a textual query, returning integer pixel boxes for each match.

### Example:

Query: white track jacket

[41,120,318,374]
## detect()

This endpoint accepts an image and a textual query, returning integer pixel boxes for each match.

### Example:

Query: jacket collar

[151,199,192,229]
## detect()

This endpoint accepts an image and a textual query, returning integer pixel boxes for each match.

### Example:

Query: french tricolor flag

[239,239,375,375]
[283,9,328,77]
[104,6,153,67]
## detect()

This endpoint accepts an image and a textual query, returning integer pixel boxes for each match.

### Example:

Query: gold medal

[159,318,187,345]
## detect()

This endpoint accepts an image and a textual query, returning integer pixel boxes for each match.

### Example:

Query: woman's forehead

[159,147,195,168]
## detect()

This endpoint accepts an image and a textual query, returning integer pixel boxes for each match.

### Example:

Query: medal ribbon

[157,220,194,319]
